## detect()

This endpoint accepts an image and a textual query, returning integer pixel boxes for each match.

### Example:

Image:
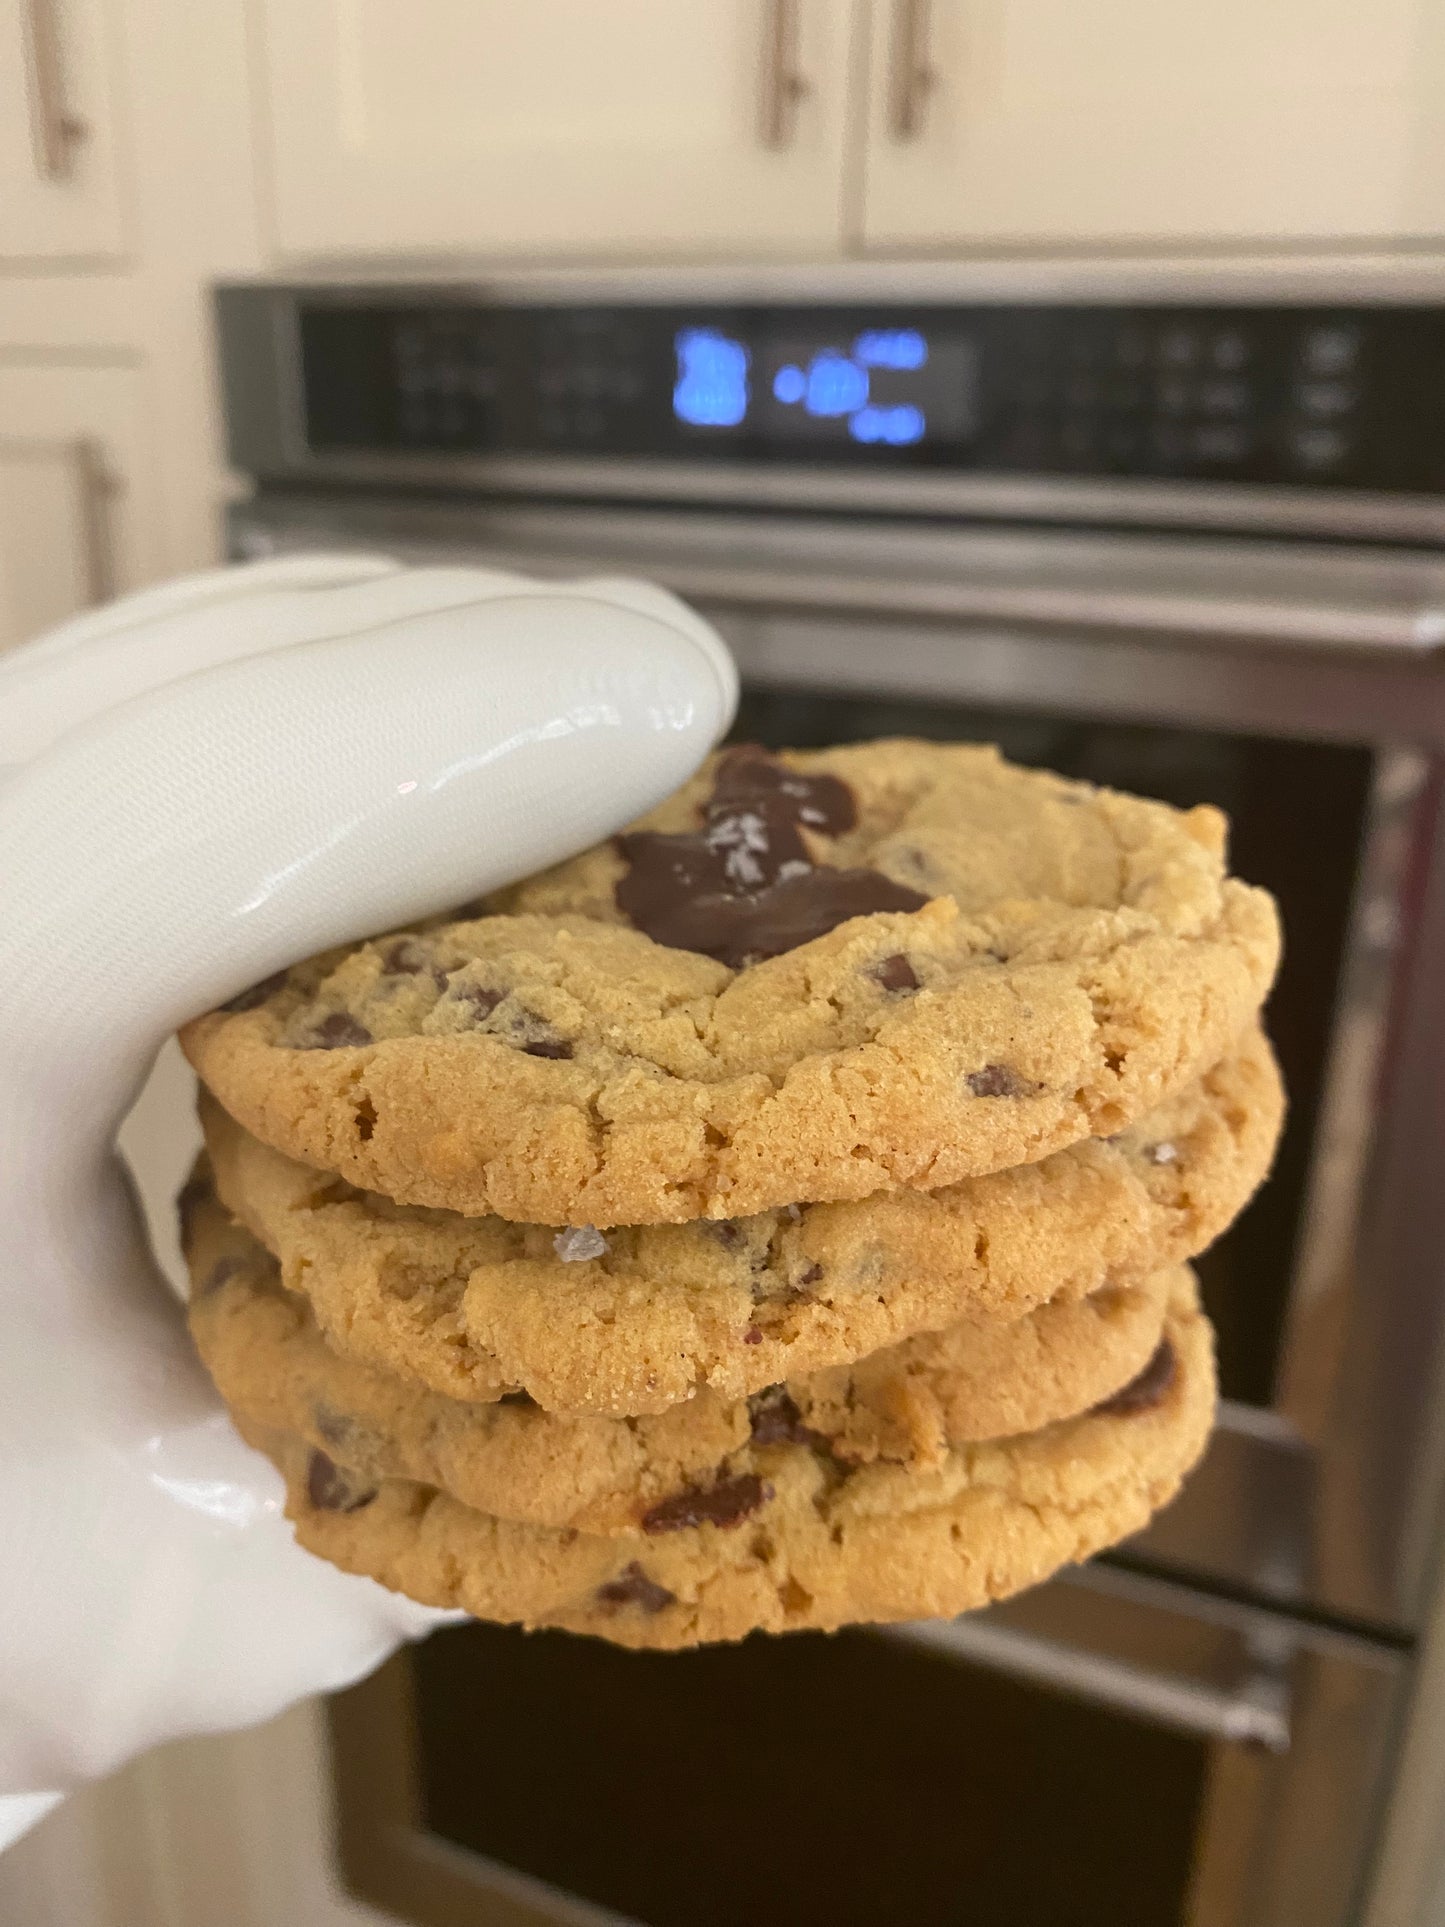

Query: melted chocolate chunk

[298,1012,373,1051]
[616,746,928,968]
[871,952,920,993]
[642,1472,773,1534]
[966,1063,1036,1098]
[748,1385,816,1447]
[305,1449,377,1513]
[625,866,929,971]
[1093,1338,1178,1417]
[379,937,432,976]
[220,970,288,1013]
[523,1036,574,1060]
[596,1562,675,1613]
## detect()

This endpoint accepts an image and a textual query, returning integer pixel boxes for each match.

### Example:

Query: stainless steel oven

[217,264,1445,1926]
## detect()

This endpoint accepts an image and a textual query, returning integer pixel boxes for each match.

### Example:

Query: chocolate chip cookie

[180,742,1279,1226]
[184,1180,1177,1534]
[199,1027,1280,1415]
[236,1271,1214,1647]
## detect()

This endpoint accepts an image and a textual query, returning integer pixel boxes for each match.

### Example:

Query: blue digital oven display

[673,323,979,448]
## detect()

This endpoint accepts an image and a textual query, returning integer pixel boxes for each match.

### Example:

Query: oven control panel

[224,288,1445,497]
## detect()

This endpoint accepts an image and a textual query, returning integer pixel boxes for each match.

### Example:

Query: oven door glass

[327,1573,1403,1927]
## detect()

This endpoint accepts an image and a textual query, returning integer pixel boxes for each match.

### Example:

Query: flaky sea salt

[554,1225,608,1262]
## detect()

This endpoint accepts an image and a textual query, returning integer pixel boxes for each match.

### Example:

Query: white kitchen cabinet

[256,0,860,261]
[0,0,127,261]
[0,436,105,649]
[0,360,165,636]
[861,0,1445,251]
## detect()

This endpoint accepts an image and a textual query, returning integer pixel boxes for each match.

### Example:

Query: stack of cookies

[178,741,1282,1649]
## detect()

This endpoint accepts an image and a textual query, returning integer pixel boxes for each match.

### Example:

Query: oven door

[326,1564,1405,1927]
[233,488,1445,1638]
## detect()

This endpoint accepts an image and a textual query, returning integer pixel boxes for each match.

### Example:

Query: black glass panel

[728,687,1373,1409]
[293,294,1445,492]
[413,1620,1205,1927]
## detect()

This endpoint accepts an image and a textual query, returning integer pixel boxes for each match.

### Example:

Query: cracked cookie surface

[238,1272,1214,1648]
[180,741,1280,1226]
[199,1028,1279,1415]
[184,1184,1176,1533]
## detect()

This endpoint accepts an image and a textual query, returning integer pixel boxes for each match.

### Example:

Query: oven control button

[1209,329,1250,370]
[1301,324,1363,376]
[1295,379,1356,419]
[1289,424,1350,471]
[1159,326,1199,368]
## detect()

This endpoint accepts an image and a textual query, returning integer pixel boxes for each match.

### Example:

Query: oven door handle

[887,1612,1292,1752]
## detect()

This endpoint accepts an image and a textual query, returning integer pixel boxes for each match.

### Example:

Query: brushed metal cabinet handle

[76,439,115,604]
[889,0,938,141]
[758,0,811,150]
[21,0,89,181]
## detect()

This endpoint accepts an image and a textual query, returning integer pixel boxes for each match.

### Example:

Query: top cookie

[180,740,1279,1226]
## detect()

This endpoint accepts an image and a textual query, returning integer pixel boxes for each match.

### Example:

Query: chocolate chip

[748,1385,818,1446]
[450,983,505,1021]
[615,747,928,968]
[706,1220,746,1251]
[313,1406,357,1448]
[743,1325,764,1345]
[642,1473,773,1534]
[354,1096,377,1142]
[378,937,433,976]
[523,1036,573,1060]
[220,970,288,1013]
[305,1449,377,1512]
[196,1255,242,1300]
[795,1261,824,1290]
[298,1012,373,1050]
[175,1170,213,1251]
[596,1562,675,1613]
[871,952,919,993]
[966,1063,1035,1098]
[1093,1338,1178,1417]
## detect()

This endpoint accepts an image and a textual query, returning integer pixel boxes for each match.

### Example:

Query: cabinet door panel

[260,0,858,259]
[0,0,126,260]
[863,0,1438,249]
[0,438,100,650]
[0,362,164,625]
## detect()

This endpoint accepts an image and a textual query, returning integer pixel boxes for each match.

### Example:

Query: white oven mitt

[0,555,736,1848]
